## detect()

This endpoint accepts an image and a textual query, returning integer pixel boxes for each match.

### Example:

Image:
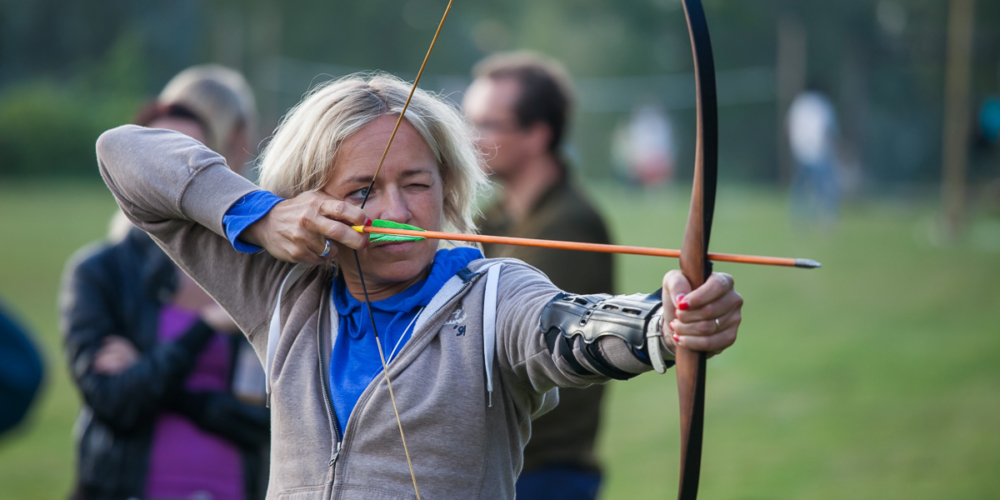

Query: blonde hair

[257,73,488,235]
[159,64,257,154]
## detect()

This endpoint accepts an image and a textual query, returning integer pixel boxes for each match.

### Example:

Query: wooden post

[941,0,976,240]
[776,13,807,186]
[249,1,284,143]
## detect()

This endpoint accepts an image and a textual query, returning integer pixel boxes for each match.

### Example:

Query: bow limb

[677,1,718,499]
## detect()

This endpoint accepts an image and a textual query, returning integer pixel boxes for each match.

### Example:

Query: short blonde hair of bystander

[257,73,489,235]
[159,64,257,155]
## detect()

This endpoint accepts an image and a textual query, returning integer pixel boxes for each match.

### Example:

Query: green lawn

[0,181,997,499]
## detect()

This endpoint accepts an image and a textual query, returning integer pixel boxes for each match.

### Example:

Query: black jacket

[61,228,269,500]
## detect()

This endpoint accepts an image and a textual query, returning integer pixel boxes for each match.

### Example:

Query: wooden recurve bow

[676,0,718,499]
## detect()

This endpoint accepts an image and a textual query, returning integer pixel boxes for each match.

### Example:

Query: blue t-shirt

[329,247,482,434]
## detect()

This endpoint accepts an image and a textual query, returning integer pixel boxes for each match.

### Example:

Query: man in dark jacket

[464,52,614,500]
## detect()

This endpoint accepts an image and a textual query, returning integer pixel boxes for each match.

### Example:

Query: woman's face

[324,115,443,289]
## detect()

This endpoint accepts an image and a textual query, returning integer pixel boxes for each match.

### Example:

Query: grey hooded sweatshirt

[96,125,662,500]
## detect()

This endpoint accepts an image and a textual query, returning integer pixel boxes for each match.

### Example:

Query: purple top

[145,304,243,500]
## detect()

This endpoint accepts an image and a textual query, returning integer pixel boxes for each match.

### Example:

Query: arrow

[351,220,821,269]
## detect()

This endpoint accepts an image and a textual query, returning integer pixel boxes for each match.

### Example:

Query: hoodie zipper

[318,289,343,468]
[329,440,342,467]
[319,297,344,498]
[320,272,479,487]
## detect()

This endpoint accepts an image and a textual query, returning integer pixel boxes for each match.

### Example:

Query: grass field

[0,180,998,499]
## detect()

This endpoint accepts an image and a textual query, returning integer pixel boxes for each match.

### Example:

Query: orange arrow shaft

[356,226,820,268]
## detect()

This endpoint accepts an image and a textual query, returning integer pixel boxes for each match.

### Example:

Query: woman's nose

[378,187,412,223]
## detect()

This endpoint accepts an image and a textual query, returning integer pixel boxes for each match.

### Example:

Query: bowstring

[352,2,453,498]
[359,0,454,206]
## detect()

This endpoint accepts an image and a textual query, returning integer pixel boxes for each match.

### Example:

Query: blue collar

[332,247,483,337]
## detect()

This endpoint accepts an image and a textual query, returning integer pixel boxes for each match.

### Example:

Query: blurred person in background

[109,65,259,241]
[976,95,1000,213]
[0,299,44,437]
[979,96,1000,146]
[159,64,258,175]
[463,52,613,500]
[787,87,841,227]
[626,104,676,188]
[610,104,677,190]
[62,66,269,500]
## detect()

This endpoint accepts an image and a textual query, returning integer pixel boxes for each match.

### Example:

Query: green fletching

[370,233,425,243]
[368,219,426,243]
[371,219,425,231]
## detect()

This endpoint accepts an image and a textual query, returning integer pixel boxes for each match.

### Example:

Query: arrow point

[795,259,822,269]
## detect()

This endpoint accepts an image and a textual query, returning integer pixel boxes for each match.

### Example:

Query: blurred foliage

[0,0,999,185]
[0,31,145,177]
[0,83,138,178]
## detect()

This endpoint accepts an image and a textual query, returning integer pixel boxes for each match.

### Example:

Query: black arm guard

[540,291,673,381]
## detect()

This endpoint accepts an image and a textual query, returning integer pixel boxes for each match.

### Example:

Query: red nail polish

[667,321,674,331]
[672,333,680,344]
[676,293,689,310]
[364,218,373,227]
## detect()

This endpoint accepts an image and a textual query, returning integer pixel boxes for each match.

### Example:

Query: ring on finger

[320,239,332,258]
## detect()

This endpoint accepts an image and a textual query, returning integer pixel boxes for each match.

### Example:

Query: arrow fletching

[353,219,427,243]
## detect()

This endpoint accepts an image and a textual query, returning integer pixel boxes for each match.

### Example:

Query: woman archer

[96,73,743,499]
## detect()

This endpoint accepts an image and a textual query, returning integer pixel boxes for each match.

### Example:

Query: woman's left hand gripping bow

[661,270,743,356]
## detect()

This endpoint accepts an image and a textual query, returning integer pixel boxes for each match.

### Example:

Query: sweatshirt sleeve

[95,125,294,347]
[494,262,662,396]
